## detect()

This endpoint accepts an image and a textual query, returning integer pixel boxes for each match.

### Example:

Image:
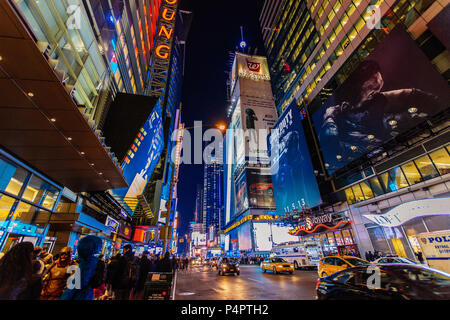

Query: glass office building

[259,0,450,263]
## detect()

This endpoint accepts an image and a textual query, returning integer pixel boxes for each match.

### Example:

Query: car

[260,257,295,274]
[374,256,417,264]
[318,256,369,277]
[316,264,450,300]
[191,258,202,266]
[210,257,218,269]
[217,257,240,276]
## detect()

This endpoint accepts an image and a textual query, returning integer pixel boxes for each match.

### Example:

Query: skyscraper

[259,0,450,262]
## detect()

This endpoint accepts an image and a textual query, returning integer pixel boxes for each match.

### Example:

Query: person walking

[415,251,425,264]
[41,246,77,300]
[60,235,103,300]
[0,242,36,300]
[106,244,139,300]
[156,252,174,272]
[134,251,151,300]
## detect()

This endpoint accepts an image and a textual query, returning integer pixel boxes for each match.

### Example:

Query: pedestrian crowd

[0,237,178,300]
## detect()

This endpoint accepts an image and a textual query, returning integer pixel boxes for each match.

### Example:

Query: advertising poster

[253,222,272,252]
[236,54,271,81]
[240,96,279,163]
[312,26,450,173]
[246,167,276,209]
[238,222,252,251]
[269,101,322,215]
[234,170,249,215]
[112,102,165,212]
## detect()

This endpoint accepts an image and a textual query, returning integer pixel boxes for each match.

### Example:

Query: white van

[271,242,318,270]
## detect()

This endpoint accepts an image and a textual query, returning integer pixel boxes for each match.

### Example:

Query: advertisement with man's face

[269,101,322,214]
[313,26,450,174]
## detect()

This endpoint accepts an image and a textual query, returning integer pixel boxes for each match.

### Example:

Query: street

[175,264,318,300]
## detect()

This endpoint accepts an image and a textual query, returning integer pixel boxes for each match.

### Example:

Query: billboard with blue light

[269,101,322,215]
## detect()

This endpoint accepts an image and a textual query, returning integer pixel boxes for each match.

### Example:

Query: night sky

[177,0,266,236]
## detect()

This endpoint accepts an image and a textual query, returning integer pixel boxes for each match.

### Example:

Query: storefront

[356,197,450,263]
[0,150,62,253]
[290,211,360,263]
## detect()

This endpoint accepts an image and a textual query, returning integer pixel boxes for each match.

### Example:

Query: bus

[271,241,322,270]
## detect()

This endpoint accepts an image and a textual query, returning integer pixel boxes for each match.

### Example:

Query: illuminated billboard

[269,101,322,214]
[312,27,450,174]
[234,170,248,215]
[112,102,165,211]
[247,167,276,209]
[253,222,272,252]
[236,54,271,81]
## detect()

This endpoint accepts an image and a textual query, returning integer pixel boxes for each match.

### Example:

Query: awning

[0,1,128,192]
[46,212,111,235]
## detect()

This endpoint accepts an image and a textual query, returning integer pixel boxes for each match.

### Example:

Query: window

[335,258,347,266]
[22,176,59,207]
[11,201,37,224]
[0,194,16,222]
[0,158,29,196]
[352,184,365,202]
[413,155,439,180]
[429,148,450,175]
[360,181,374,200]
[368,176,385,196]
[380,167,408,192]
[401,161,422,185]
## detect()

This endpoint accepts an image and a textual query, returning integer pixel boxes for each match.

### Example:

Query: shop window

[351,184,365,202]
[368,176,385,197]
[367,227,391,254]
[344,188,356,204]
[414,155,439,180]
[429,148,450,176]
[401,161,422,185]
[402,218,428,258]
[423,215,450,233]
[341,229,354,245]
[0,194,16,222]
[11,201,37,224]
[334,231,344,246]
[360,181,374,200]
[23,176,59,207]
[379,167,408,193]
[0,157,29,197]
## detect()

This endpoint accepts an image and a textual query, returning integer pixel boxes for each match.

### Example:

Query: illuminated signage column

[147,0,179,97]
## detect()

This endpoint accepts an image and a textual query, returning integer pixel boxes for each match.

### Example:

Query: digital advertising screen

[112,102,165,211]
[312,26,450,174]
[234,170,249,215]
[246,167,276,209]
[253,222,272,252]
[271,224,300,246]
[269,101,322,214]
[238,222,252,251]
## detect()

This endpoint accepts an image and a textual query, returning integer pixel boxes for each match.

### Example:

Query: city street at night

[175,265,317,300]
[0,0,449,308]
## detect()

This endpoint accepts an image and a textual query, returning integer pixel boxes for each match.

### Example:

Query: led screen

[234,170,249,215]
[269,101,322,214]
[112,102,165,211]
[271,224,300,246]
[246,167,276,209]
[312,26,450,173]
[253,222,272,252]
[238,222,252,251]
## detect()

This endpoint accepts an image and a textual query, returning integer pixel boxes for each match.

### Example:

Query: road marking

[246,277,264,283]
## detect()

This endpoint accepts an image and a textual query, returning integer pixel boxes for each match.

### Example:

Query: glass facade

[345,146,450,204]
[0,152,62,253]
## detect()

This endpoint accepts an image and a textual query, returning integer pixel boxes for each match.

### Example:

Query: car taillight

[316,279,321,289]
[162,291,167,296]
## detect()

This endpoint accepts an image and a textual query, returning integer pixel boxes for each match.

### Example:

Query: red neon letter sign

[165,0,177,4]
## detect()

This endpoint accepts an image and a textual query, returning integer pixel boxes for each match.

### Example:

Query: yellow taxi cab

[318,256,369,277]
[260,257,295,274]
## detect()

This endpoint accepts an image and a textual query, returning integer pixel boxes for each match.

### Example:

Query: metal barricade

[143,271,174,300]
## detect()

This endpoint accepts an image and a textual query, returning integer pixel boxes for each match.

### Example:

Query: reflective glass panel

[429,148,450,176]
[414,155,439,180]
[401,162,422,185]
[0,157,29,196]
